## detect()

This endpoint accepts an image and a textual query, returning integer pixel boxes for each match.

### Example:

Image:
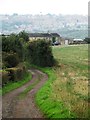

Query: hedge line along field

[36,44,89,118]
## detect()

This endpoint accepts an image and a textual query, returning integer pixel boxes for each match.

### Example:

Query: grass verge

[2,72,32,95]
[35,67,76,118]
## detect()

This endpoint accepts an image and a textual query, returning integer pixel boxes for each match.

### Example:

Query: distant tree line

[84,37,90,44]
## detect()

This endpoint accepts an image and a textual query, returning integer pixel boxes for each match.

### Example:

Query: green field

[36,44,89,118]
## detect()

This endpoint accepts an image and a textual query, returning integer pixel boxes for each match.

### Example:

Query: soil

[2,68,48,118]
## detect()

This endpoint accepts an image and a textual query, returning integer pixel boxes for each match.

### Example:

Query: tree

[2,32,30,69]
[2,34,23,60]
[84,38,90,44]
[52,37,56,43]
[27,39,55,67]
[18,30,29,42]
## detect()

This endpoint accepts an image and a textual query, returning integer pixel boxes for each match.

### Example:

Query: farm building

[60,37,73,45]
[28,33,60,43]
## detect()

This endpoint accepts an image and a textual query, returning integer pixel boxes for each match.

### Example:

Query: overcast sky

[0,0,89,15]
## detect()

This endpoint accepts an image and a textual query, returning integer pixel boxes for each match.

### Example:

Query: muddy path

[2,68,48,118]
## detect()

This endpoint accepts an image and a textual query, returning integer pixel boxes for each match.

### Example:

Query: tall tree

[18,30,29,42]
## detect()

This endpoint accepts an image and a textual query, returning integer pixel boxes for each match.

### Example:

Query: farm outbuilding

[60,37,73,45]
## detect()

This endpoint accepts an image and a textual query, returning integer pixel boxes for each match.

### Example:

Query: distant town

[0,14,88,39]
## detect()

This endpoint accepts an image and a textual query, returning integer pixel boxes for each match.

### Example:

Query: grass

[2,72,32,95]
[51,44,88,118]
[35,67,76,118]
[18,79,39,99]
[35,44,89,118]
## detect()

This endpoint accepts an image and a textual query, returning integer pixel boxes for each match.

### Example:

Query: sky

[0,0,89,15]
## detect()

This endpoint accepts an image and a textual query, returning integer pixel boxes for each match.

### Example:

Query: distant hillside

[0,14,88,39]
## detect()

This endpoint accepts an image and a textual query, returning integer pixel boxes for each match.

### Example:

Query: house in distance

[28,33,61,45]
[28,33,74,45]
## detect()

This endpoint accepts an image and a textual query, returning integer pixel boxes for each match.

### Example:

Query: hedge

[2,52,19,68]
[27,39,55,67]
[2,64,26,86]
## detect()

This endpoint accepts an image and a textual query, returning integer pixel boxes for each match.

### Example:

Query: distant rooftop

[73,39,83,41]
[50,33,60,37]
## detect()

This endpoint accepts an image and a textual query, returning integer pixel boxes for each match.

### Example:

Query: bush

[27,39,55,67]
[18,30,29,42]
[2,52,19,68]
[2,34,23,60]
[2,64,26,86]
[6,65,26,82]
[2,70,10,86]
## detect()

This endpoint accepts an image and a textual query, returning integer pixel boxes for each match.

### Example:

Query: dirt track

[2,68,48,118]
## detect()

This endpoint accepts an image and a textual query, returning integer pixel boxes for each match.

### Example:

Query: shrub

[2,70,10,86]
[27,39,55,67]
[18,30,29,42]
[2,34,23,60]
[2,52,19,68]
[6,65,26,82]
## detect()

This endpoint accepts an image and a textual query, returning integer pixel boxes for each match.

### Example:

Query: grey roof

[29,33,51,37]
[29,33,60,37]
[51,33,60,37]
